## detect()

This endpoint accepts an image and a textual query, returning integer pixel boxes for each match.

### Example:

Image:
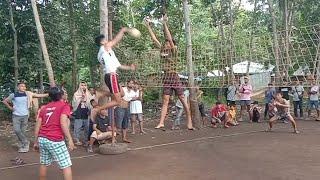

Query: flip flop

[188,127,195,130]
[11,158,25,166]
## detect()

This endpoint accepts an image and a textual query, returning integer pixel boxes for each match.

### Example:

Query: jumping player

[34,87,74,180]
[267,92,299,134]
[95,28,136,112]
[145,14,194,130]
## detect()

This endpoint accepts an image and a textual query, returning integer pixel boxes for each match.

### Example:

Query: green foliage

[0,0,320,102]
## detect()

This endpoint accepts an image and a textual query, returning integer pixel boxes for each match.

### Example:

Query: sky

[239,0,255,11]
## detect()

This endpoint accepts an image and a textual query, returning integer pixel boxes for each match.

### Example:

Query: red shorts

[104,73,120,94]
[163,73,184,96]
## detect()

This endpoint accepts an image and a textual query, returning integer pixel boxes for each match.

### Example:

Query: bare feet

[188,127,195,130]
[155,124,166,131]
[211,124,217,128]
[265,128,272,132]
[155,124,165,129]
[123,139,132,143]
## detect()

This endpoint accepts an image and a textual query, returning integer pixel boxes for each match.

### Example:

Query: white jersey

[130,90,143,114]
[122,87,135,102]
[97,46,121,74]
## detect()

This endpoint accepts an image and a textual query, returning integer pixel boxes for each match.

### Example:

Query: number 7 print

[45,111,54,125]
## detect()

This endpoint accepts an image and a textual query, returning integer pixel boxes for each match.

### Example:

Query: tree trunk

[68,0,78,92]
[183,0,201,128]
[247,0,258,76]
[31,0,55,86]
[7,0,19,89]
[99,0,108,86]
[227,0,241,82]
[283,0,290,80]
[267,0,281,84]
[38,45,44,93]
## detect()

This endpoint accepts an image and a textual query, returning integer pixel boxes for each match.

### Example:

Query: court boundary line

[0,127,302,171]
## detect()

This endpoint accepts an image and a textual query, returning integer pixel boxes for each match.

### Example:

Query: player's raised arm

[162,14,175,49]
[144,17,162,48]
[106,27,128,48]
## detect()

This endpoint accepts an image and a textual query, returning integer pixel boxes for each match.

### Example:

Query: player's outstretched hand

[162,14,168,22]
[130,64,136,71]
[144,16,151,25]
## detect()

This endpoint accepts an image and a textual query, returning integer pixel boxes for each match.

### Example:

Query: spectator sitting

[250,101,262,123]
[228,105,239,126]
[211,102,235,128]
[87,109,115,153]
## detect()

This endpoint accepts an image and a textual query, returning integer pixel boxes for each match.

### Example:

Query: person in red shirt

[211,101,232,128]
[34,87,75,180]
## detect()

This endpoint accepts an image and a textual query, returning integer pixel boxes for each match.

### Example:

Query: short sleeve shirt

[122,87,136,102]
[97,46,121,74]
[8,92,29,116]
[239,84,252,101]
[227,85,237,101]
[38,101,71,142]
[310,85,319,101]
[94,116,110,132]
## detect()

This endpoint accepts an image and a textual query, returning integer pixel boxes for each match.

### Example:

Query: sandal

[11,157,25,166]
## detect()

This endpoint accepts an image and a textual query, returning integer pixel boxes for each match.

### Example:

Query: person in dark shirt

[87,109,115,153]
[72,82,93,146]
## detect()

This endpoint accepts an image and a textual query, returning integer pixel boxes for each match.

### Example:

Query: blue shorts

[39,137,72,169]
[309,100,319,109]
[115,107,129,129]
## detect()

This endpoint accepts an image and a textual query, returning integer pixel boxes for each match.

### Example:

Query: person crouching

[211,101,235,128]
[87,109,115,153]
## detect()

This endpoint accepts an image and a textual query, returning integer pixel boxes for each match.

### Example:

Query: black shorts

[104,73,120,94]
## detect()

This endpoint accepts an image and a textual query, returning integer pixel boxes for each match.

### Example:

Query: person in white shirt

[129,81,145,134]
[95,28,136,113]
[308,80,320,121]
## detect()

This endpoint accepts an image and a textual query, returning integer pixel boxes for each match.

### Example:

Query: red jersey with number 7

[38,101,71,142]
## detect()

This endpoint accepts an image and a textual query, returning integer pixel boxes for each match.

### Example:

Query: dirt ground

[1,119,320,180]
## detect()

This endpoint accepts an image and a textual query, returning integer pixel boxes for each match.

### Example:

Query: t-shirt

[38,101,71,142]
[97,46,121,74]
[74,103,89,119]
[265,87,276,103]
[129,90,143,114]
[8,92,29,116]
[94,116,110,132]
[176,90,189,108]
[291,85,304,101]
[227,85,237,101]
[239,84,252,101]
[122,87,135,102]
[309,85,319,101]
[211,105,227,118]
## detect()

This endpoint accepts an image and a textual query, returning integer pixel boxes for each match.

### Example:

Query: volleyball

[128,28,141,38]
